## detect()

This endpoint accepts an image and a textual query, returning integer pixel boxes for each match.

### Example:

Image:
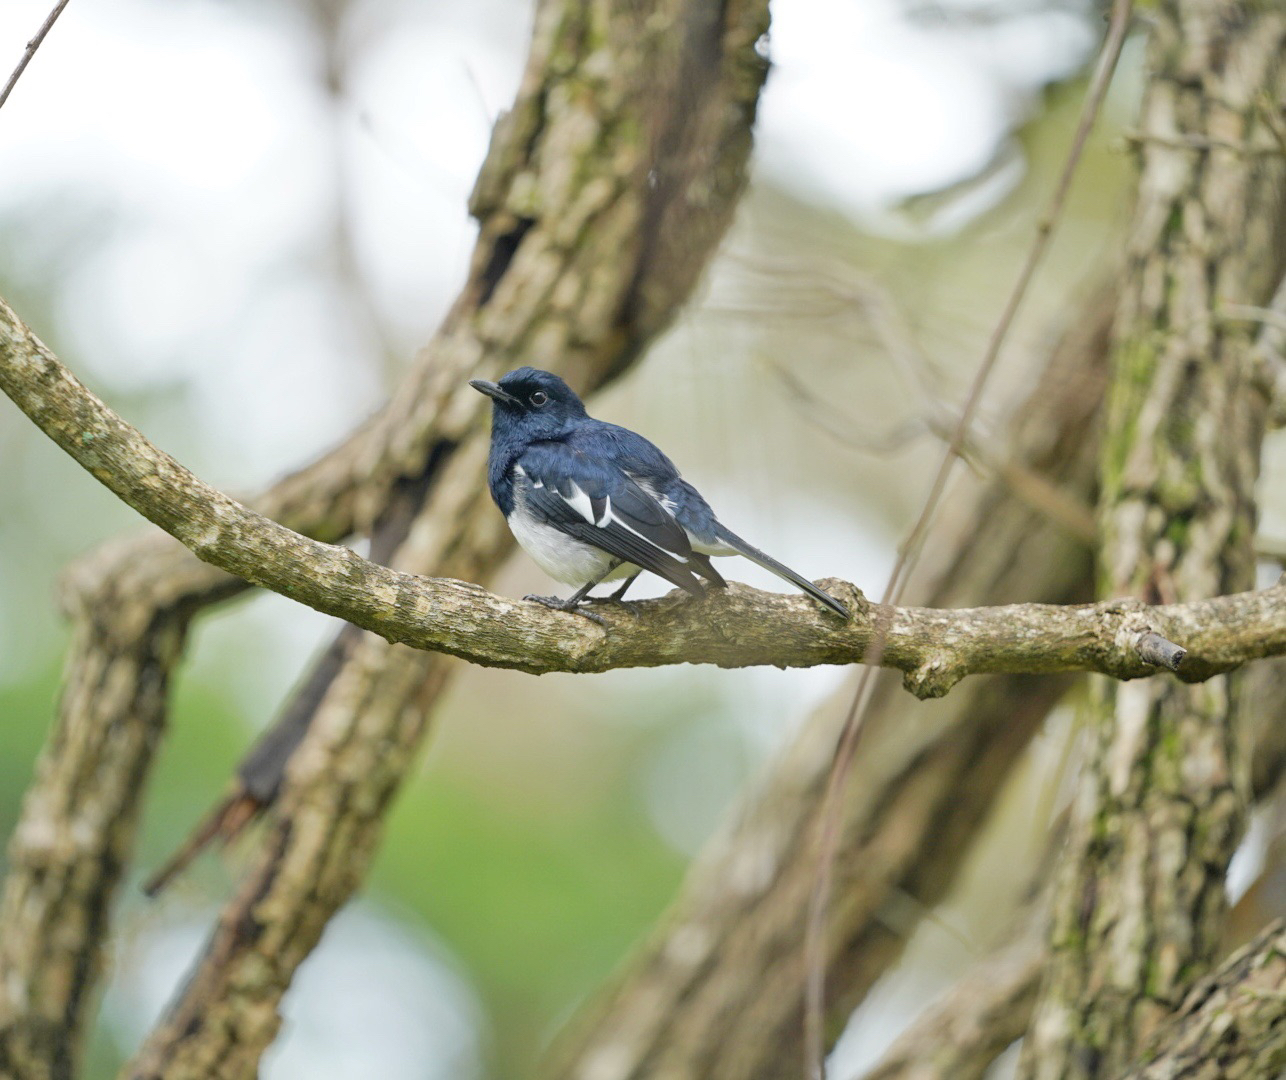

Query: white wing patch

[562,481,597,524]
[562,483,684,563]
[513,465,693,571]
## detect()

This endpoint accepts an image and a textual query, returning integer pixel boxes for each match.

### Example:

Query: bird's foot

[524,594,607,627]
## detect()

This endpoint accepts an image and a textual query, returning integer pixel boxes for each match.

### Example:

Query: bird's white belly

[507,511,636,585]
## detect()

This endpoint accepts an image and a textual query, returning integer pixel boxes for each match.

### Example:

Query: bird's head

[470,367,589,438]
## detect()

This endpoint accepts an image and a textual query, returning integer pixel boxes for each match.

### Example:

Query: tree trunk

[1019,1,1286,1075]
[0,1,771,1077]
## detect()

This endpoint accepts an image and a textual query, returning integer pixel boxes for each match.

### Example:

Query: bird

[470,367,850,620]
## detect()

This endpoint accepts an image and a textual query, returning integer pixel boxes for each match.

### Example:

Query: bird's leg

[524,560,623,624]
[591,571,643,618]
[606,572,641,601]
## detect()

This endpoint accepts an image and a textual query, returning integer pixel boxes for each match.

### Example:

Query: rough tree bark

[1121,918,1286,1080]
[853,647,1286,1080]
[1019,1,1286,1077]
[855,911,1286,1080]
[0,0,771,1077]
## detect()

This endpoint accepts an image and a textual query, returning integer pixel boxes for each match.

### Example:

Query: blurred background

[3,0,1256,1077]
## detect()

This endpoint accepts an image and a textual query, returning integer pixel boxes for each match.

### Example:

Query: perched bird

[471,367,849,619]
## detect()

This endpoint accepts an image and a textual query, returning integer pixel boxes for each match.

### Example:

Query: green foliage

[375,720,689,1076]
[0,663,64,863]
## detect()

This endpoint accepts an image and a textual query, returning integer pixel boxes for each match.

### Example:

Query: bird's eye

[530,391,548,407]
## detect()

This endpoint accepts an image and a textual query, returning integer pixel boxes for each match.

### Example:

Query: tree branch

[0,0,72,112]
[7,292,1286,695]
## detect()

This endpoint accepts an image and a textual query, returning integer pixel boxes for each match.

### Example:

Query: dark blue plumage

[471,367,849,619]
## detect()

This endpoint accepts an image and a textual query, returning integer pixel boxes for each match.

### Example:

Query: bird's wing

[517,449,704,596]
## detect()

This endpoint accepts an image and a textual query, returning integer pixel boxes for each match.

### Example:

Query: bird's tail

[713,525,850,619]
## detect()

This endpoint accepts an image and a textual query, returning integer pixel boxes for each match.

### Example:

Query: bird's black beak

[470,378,522,406]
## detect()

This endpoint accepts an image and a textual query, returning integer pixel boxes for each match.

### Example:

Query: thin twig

[802,0,1136,1073]
[0,0,72,113]
[1257,536,1286,564]
[1121,130,1284,156]
[924,412,1099,544]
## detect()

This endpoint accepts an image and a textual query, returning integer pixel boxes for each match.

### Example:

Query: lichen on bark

[1019,0,1286,1075]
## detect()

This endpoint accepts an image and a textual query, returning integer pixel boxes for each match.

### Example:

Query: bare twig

[1121,130,1285,155]
[0,0,71,113]
[923,412,1098,544]
[1224,302,1286,334]
[1257,536,1286,564]
[803,0,1135,1072]
[1235,275,1286,428]
[772,359,1099,544]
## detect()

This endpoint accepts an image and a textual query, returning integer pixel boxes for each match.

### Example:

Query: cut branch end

[1135,631,1188,671]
